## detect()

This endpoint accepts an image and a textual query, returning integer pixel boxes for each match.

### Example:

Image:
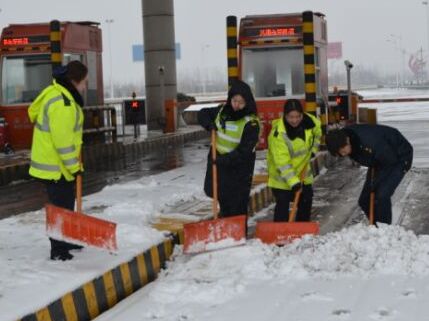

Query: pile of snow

[96,224,429,321]
[168,224,429,286]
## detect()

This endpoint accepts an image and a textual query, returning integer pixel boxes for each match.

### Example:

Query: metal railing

[82,105,117,144]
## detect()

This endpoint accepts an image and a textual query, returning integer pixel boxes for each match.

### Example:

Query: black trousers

[219,188,251,218]
[358,165,405,225]
[272,185,313,222]
[44,177,79,254]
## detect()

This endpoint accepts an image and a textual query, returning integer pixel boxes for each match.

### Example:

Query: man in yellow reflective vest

[28,61,88,261]
[198,80,260,217]
[267,99,321,222]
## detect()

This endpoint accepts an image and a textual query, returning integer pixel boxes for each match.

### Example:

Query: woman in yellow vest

[198,80,260,217]
[28,60,88,261]
[267,99,321,221]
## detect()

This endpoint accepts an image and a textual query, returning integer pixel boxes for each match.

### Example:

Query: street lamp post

[200,44,210,94]
[387,35,402,87]
[105,19,114,98]
[423,1,429,79]
[344,60,354,122]
[390,34,405,86]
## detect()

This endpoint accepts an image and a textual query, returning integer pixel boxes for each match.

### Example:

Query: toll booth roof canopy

[242,12,325,21]
[6,21,100,28]
[243,13,304,19]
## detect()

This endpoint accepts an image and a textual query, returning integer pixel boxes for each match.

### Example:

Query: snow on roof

[184,103,220,112]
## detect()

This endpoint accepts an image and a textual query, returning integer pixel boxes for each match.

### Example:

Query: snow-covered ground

[1,88,429,321]
[95,224,429,321]
[357,88,429,100]
[0,147,208,321]
[92,92,429,321]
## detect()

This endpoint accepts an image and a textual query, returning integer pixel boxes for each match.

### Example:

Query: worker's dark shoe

[67,243,84,250]
[50,250,74,261]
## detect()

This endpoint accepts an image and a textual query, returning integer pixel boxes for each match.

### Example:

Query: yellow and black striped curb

[18,236,180,321]
[153,151,328,231]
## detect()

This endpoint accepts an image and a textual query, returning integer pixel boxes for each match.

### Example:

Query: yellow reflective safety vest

[267,113,321,190]
[28,80,84,182]
[214,107,259,154]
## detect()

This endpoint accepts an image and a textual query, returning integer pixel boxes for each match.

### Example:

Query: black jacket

[345,124,413,169]
[198,80,260,209]
[345,124,413,186]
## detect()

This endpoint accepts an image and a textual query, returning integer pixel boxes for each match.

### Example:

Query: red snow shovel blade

[46,204,117,251]
[255,221,319,245]
[183,215,246,254]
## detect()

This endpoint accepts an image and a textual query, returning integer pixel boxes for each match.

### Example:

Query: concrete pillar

[142,0,177,131]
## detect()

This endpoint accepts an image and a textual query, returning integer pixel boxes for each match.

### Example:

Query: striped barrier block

[18,237,178,321]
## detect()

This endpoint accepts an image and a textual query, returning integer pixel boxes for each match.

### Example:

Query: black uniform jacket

[345,124,413,185]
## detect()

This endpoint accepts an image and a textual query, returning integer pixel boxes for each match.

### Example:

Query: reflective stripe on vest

[63,157,79,166]
[35,95,81,133]
[74,107,81,132]
[57,145,76,154]
[215,111,256,154]
[35,95,63,132]
[282,133,309,159]
[31,161,60,172]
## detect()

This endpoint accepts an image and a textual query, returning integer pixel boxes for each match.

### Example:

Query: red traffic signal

[336,96,342,105]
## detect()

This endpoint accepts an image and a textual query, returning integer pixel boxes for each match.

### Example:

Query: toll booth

[0,21,111,149]
[227,12,328,149]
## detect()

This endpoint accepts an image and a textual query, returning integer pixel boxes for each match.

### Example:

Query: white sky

[0,0,427,84]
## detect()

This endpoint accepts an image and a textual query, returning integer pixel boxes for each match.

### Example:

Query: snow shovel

[46,159,118,251]
[255,167,319,245]
[369,168,375,225]
[183,129,247,254]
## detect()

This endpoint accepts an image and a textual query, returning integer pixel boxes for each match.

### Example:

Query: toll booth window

[1,55,51,105]
[242,47,304,98]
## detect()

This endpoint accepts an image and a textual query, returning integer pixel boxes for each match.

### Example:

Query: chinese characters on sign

[2,38,29,46]
[259,28,296,37]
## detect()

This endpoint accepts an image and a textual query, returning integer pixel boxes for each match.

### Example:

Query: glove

[206,122,217,131]
[72,170,82,177]
[291,182,302,194]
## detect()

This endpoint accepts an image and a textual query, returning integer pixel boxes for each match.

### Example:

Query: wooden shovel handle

[288,167,307,223]
[76,153,83,213]
[211,129,219,219]
[369,168,375,225]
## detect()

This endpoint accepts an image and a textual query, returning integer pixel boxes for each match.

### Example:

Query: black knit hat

[283,99,303,114]
[325,129,349,156]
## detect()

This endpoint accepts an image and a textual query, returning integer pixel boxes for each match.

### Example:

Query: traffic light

[124,99,146,125]
[335,93,349,120]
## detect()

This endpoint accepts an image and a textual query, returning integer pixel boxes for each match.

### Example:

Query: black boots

[50,238,83,261]
[51,250,74,261]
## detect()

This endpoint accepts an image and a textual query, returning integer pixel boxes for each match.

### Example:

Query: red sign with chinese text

[2,38,29,46]
[259,28,296,37]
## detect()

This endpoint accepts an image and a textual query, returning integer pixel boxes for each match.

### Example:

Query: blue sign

[132,43,181,62]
